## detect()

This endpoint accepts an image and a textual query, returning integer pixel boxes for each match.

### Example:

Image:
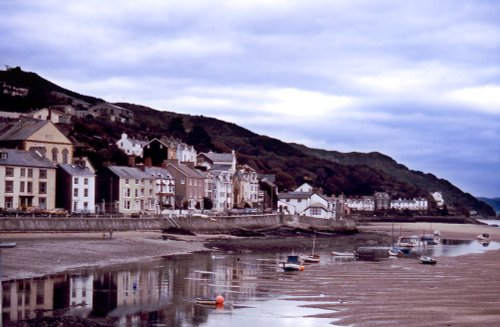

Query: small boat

[301,254,320,263]
[331,251,357,257]
[301,235,320,263]
[280,255,304,271]
[195,295,224,306]
[477,233,490,241]
[420,255,437,265]
[195,298,218,305]
[397,236,417,248]
[388,247,404,257]
[0,242,16,248]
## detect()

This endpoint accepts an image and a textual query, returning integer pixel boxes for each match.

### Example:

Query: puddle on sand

[199,298,341,327]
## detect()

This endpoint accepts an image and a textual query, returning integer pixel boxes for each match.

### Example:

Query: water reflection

[1,240,499,326]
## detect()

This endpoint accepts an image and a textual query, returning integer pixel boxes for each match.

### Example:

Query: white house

[176,142,197,163]
[302,193,336,219]
[390,197,429,211]
[57,159,96,214]
[430,192,445,208]
[235,164,260,209]
[197,151,237,212]
[116,133,147,157]
[277,183,337,219]
[345,196,375,211]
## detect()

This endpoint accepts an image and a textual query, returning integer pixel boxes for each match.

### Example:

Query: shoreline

[1,222,498,282]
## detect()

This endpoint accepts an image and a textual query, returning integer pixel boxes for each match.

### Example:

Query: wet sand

[1,222,500,326]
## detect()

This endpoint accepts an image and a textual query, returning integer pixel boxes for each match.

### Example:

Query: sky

[1,0,499,197]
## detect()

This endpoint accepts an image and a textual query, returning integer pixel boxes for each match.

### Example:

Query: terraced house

[0,148,56,211]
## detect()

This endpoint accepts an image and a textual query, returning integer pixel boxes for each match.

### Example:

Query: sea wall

[0,214,357,233]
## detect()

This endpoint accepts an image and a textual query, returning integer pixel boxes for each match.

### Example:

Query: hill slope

[477,198,500,216]
[0,67,495,216]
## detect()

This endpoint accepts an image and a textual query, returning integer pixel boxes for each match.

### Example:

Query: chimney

[128,155,136,167]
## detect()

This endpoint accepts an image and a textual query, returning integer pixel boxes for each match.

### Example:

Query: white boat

[388,247,404,257]
[477,233,490,241]
[397,236,417,248]
[331,251,357,257]
[0,242,16,248]
[301,254,320,263]
[301,235,320,263]
[420,255,437,265]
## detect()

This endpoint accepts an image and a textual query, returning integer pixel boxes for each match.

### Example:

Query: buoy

[299,265,305,271]
[215,295,224,305]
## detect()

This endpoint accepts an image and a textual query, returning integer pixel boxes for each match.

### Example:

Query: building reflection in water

[1,252,273,326]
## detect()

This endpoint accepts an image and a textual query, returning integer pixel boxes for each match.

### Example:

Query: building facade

[0,148,56,210]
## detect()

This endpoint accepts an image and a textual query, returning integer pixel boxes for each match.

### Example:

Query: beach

[1,222,500,326]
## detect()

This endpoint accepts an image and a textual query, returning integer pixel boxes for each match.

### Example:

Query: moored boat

[280,255,304,271]
[477,233,490,241]
[0,242,16,248]
[420,255,437,265]
[388,247,404,257]
[331,251,357,257]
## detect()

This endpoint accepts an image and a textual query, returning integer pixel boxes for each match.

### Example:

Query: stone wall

[0,214,357,233]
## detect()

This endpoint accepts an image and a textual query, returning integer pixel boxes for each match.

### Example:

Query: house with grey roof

[57,159,96,214]
[277,183,338,219]
[0,118,73,164]
[141,166,176,211]
[96,166,155,215]
[165,160,206,210]
[197,151,237,212]
[0,148,56,211]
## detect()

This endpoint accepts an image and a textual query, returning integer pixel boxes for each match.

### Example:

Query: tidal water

[1,239,499,326]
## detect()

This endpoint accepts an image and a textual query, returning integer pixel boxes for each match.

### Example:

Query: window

[125,188,131,197]
[74,177,78,185]
[73,202,77,211]
[28,169,33,178]
[4,197,13,208]
[311,207,321,216]
[27,182,32,193]
[73,188,78,197]
[62,149,69,164]
[124,200,131,210]
[39,169,47,179]
[52,148,58,162]
[20,181,25,192]
[5,167,14,177]
[181,179,185,185]
[83,202,88,210]
[84,178,88,185]
[39,197,46,209]
[134,189,138,197]
[20,168,26,177]
[39,182,47,194]
[125,179,130,185]
[84,189,88,197]
[135,179,139,185]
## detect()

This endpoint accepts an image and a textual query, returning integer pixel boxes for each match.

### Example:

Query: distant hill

[0,66,102,112]
[0,67,495,217]
[477,198,500,216]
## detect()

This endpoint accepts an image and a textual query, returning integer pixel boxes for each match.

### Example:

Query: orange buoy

[299,265,305,271]
[215,295,225,305]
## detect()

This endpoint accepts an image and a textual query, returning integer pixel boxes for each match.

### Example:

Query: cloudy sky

[1,0,499,197]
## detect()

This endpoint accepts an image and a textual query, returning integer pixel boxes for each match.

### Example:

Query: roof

[0,119,48,141]
[58,163,95,177]
[278,192,311,200]
[143,166,173,179]
[107,166,152,179]
[167,163,206,179]
[211,163,233,171]
[199,151,234,163]
[307,202,328,210]
[0,148,56,168]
